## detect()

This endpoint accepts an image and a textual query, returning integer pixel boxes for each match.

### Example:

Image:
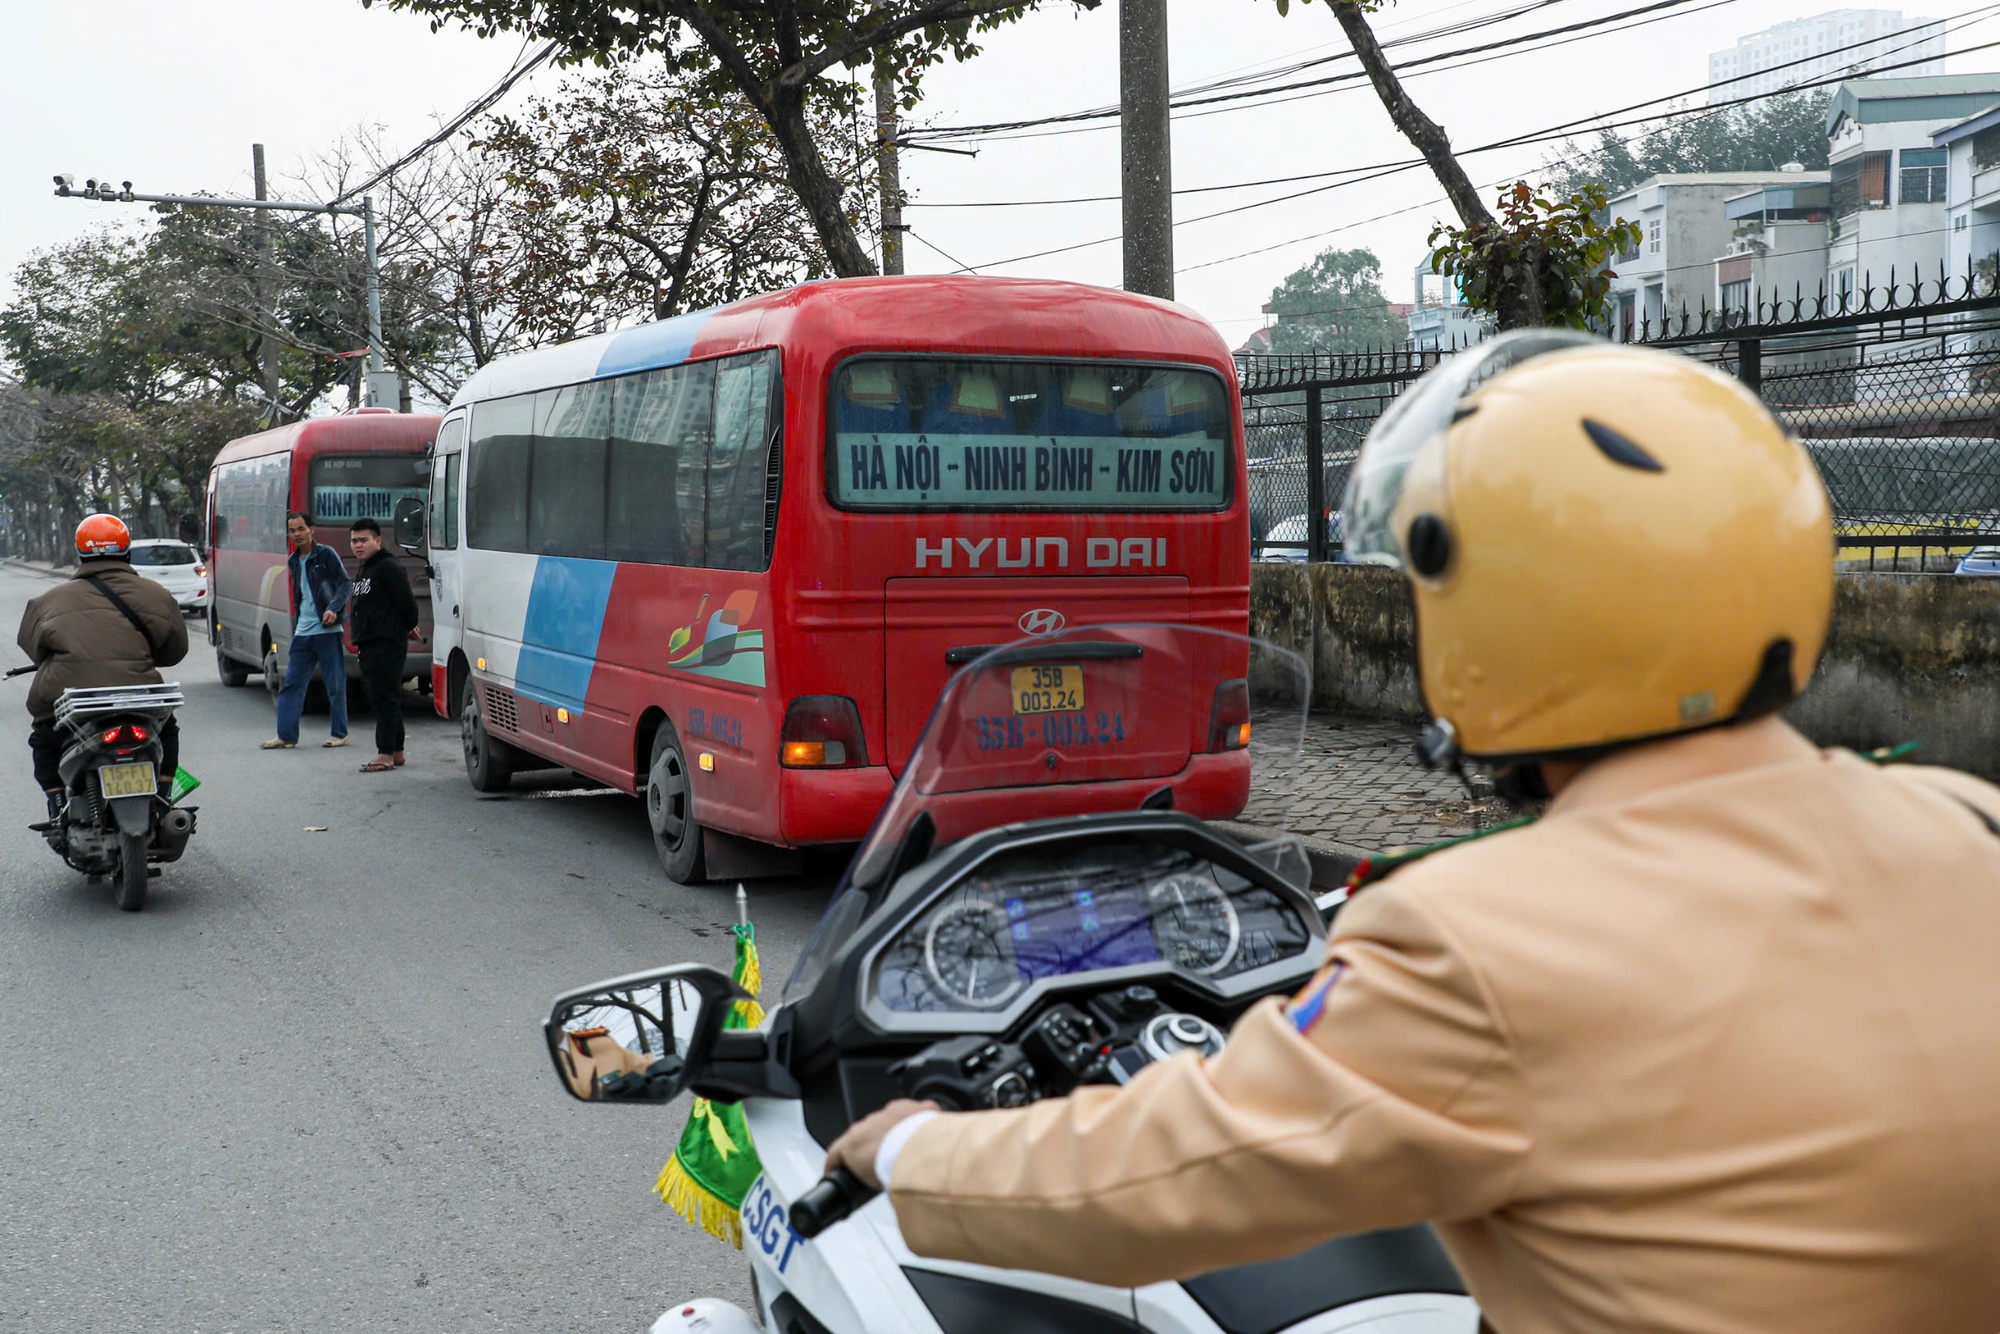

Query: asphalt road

[0,561,842,1331]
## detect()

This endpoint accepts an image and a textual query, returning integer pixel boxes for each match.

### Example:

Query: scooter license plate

[1010,664,1083,715]
[741,1175,804,1274]
[98,762,156,799]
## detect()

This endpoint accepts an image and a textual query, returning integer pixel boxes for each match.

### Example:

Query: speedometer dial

[1148,873,1241,974]
[923,899,1025,1008]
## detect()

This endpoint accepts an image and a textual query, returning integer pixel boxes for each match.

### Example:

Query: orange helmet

[75,513,132,558]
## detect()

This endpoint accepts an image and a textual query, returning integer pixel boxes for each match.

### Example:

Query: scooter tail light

[1207,679,1251,752]
[780,696,868,769]
[101,726,122,745]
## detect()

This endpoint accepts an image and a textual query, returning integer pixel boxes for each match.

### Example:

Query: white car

[127,539,210,616]
[1256,512,1345,563]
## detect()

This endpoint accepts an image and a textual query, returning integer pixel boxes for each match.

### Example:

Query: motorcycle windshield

[786,624,1310,1002]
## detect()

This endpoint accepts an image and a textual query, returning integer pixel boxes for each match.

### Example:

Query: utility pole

[1120,0,1174,300]
[252,144,280,423]
[50,172,400,409]
[874,64,905,276]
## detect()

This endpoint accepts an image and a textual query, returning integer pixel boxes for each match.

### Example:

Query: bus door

[425,412,468,715]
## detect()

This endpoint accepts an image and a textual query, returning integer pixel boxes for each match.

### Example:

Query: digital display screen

[1004,886,1159,981]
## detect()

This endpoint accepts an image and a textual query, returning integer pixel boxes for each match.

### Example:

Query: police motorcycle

[545,625,1480,1334]
[7,668,197,912]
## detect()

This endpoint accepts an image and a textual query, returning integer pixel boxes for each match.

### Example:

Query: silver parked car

[1255,512,1344,563]
[127,539,210,615]
[1955,546,2000,576]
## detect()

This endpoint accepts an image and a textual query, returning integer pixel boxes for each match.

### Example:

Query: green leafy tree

[1266,247,1404,354]
[1544,90,1835,198]
[472,56,874,345]
[1265,0,1617,329]
[360,0,1102,277]
[1430,183,1642,330]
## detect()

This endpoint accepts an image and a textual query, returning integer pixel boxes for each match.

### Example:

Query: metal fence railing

[1237,266,2000,570]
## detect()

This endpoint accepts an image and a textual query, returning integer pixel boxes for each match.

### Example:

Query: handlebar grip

[788,1166,877,1239]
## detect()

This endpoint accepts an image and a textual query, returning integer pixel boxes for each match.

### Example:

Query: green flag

[654,920,765,1247]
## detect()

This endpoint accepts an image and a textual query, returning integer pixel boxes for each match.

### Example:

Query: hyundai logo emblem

[1018,608,1065,636]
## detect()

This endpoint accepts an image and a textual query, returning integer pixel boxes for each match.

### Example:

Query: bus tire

[263,645,283,709]
[461,687,515,793]
[646,727,706,885]
[217,646,249,688]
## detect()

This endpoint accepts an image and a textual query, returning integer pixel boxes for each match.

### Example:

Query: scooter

[9,668,198,912]
[543,625,1481,1333]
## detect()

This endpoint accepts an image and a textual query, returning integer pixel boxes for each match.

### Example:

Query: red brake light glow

[1207,679,1251,752]
[780,696,868,769]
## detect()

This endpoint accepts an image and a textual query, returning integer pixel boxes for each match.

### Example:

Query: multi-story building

[1824,76,2000,303]
[1707,10,1945,105]
[1606,173,1834,337]
[1714,174,1834,318]
[1404,266,1491,352]
[1930,103,2000,280]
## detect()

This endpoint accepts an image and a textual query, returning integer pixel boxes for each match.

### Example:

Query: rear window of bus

[308,454,428,528]
[827,357,1232,512]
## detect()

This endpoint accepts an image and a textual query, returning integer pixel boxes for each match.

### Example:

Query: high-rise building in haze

[1707,10,1947,104]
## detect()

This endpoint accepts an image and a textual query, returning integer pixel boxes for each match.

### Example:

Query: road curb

[4,560,69,582]
[1218,820,1372,893]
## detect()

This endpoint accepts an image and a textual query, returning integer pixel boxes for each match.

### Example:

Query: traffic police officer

[827,333,2000,1332]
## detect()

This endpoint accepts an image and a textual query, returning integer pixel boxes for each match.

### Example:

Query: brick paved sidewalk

[1235,714,1512,872]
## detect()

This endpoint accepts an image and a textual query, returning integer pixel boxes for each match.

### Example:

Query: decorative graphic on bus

[667,590,765,687]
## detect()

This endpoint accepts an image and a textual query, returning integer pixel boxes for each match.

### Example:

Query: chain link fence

[1238,272,2000,570]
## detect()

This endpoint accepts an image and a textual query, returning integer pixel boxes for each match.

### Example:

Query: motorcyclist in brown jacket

[17,515,189,819]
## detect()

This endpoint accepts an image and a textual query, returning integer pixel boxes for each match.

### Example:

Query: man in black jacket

[347,518,420,773]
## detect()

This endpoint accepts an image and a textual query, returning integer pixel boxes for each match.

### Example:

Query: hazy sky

[4,0,1994,350]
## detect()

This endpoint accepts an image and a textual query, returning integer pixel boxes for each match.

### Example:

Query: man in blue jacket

[261,510,351,750]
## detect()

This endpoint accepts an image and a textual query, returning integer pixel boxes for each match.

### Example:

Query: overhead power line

[906,0,1711,144]
[950,12,2000,276]
[327,39,558,206]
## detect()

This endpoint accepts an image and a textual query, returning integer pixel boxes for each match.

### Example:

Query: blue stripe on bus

[594,308,717,380]
[515,556,618,713]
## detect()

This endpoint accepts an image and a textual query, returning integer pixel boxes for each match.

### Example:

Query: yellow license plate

[98,762,156,799]
[1011,665,1083,715]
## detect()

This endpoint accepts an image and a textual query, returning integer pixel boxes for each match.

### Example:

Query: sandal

[323,737,349,749]
[359,759,395,773]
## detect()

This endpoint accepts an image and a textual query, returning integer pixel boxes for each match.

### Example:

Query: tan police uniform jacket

[888,717,2000,1333]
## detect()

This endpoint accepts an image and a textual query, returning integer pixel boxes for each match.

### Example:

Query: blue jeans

[276,632,349,744]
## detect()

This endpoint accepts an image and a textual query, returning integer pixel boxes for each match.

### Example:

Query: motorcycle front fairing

[610,626,1475,1333]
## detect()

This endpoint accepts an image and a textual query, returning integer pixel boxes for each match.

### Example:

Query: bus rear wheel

[462,688,515,793]
[217,646,249,688]
[646,728,706,885]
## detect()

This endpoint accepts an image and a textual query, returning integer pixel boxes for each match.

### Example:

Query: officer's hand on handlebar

[823,1097,940,1191]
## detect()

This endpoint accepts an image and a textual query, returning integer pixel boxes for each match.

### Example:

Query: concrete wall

[1250,563,2000,779]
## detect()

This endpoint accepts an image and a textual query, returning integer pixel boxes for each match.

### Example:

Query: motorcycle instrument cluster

[872,840,1313,1017]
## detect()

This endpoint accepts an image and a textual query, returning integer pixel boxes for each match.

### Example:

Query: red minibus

[206,409,438,699]
[428,275,1250,883]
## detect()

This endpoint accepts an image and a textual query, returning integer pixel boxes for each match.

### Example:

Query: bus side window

[709,351,779,573]
[431,417,465,550]
[467,393,534,553]
[529,382,611,559]
[610,363,712,567]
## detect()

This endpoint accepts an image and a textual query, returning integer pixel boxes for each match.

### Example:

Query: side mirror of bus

[176,514,200,545]
[393,497,425,554]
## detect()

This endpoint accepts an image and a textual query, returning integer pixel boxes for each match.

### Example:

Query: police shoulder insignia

[1288,960,1343,1034]
[1343,815,1536,895]
[1860,741,1920,765]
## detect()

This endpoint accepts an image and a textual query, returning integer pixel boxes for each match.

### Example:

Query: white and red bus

[206,409,438,699]
[427,276,1249,884]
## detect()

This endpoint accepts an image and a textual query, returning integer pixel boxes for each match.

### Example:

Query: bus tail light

[781,696,868,768]
[1207,679,1251,752]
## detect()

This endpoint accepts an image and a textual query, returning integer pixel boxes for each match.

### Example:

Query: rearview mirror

[543,963,744,1105]
[392,496,426,554]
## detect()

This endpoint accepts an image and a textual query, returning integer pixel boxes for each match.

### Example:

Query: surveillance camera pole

[51,165,395,408]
